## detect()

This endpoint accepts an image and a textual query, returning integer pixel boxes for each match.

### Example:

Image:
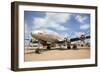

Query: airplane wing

[70,36,90,42]
[55,35,90,43]
[25,35,90,46]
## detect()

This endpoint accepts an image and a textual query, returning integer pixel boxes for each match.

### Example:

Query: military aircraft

[25,30,90,54]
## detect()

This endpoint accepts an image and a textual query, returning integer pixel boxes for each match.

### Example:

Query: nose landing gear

[35,48,41,54]
[47,44,51,50]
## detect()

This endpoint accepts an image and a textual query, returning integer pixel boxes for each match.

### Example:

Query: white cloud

[80,24,90,30]
[61,32,69,38]
[33,12,71,31]
[33,17,46,25]
[75,15,90,30]
[75,32,85,37]
[46,13,71,24]
[49,23,68,31]
[75,15,87,23]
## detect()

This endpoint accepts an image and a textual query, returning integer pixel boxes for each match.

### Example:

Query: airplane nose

[31,31,35,37]
[31,31,38,37]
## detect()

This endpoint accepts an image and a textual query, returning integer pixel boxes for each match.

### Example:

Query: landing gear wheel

[47,45,51,50]
[47,44,51,50]
[67,45,71,49]
[35,48,41,54]
[72,44,77,50]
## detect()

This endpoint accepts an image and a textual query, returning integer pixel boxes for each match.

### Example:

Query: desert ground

[24,46,90,62]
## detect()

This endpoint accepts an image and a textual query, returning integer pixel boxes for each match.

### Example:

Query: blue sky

[24,11,90,39]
